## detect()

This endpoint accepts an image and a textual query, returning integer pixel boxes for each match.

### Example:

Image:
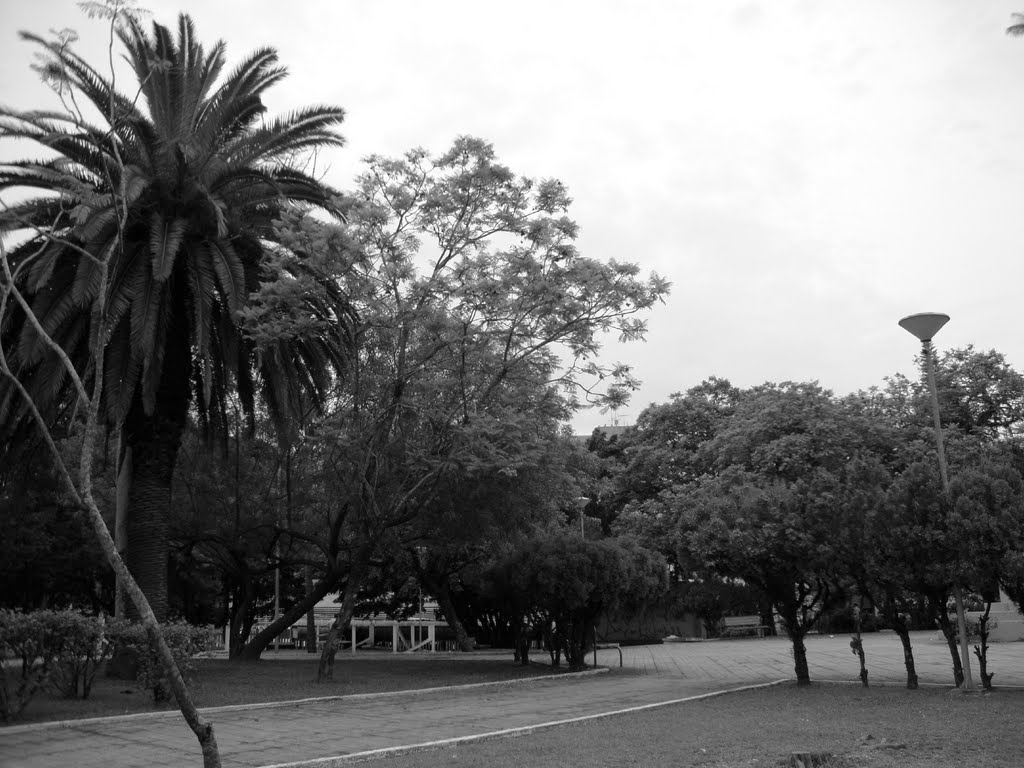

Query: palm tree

[0,14,352,619]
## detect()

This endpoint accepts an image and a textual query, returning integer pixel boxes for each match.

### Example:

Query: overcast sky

[2,1,1022,434]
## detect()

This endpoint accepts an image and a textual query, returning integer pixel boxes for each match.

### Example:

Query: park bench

[719,615,769,638]
[592,642,622,667]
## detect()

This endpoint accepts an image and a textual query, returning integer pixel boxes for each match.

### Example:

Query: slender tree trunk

[75,394,221,764]
[317,617,344,682]
[567,617,587,670]
[790,631,811,686]
[778,603,812,686]
[894,622,919,689]
[880,593,918,689]
[513,619,530,665]
[228,578,256,659]
[114,440,131,619]
[852,599,868,687]
[933,600,965,687]
[759,599,776,637]
[305,566,317,654]
[80,496,221,766]
[973,602,993,690]
[317,557,369,681]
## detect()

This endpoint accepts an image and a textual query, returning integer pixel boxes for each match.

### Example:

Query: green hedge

[107,620,209,702]
[0,609,76,721]
[0,609,211,720]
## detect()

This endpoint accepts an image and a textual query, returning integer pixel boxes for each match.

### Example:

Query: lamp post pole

[574,497,591,538]
[898,313,974,690]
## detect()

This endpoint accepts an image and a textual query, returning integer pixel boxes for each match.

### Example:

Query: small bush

[49,612,115,700]
[107,620,209,702]
[0,609,77,721]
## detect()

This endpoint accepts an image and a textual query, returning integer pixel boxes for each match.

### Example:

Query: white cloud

[2,0,1020,436]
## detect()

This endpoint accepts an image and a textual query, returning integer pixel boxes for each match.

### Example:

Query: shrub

[107,620,209,702]
[49,612,115,700]
[0,609,76,721]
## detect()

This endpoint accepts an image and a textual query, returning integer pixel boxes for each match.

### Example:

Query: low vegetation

[3,653,557,725]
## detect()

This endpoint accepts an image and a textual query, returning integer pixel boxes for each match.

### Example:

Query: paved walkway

[2,631,1022,768]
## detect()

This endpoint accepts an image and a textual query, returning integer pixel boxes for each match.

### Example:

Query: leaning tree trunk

[79,485,221,767]
[933,606,962,688]
[431,579,475,652]
[317,562,369,682]
[228,577,258,659]
[237,568,341,661]
[894,622,919,689]
[885,605,919,689]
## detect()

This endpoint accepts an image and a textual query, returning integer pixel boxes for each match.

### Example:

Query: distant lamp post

[898,312,975,691]
[573,497,591,538]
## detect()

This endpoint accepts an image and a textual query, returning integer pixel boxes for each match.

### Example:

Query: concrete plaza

[1,631,1022,767]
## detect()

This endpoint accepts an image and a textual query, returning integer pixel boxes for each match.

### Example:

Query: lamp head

[898,313,950,342]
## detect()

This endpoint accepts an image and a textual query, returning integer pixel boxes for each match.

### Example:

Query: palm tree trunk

[121,338,192,622]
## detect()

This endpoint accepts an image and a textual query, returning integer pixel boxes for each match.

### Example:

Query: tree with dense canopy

[0,13,352,619]
[483,532,667,669]
[238,138,669,660]
[649,382,893,685]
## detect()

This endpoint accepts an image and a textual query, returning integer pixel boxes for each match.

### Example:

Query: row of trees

[593,349,1024,686]
[7,344,1019,690]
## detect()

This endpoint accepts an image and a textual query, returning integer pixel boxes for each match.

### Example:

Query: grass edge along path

[255,680,789,768]
[0,665,605,735]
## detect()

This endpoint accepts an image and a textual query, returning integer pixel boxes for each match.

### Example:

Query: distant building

[573,423,631,446]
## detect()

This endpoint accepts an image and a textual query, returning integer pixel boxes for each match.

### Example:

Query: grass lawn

[8,650,552,724]
[363,683,1024,768]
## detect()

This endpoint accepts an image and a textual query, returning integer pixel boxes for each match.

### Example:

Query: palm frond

[103,316,141,423]
[205,238,245,312]
[128,252,164,365]
[148,212,187,282]
[71,251,103,303]
[228,106,346,166]
[139,280,173,413]
[5,12,350,438]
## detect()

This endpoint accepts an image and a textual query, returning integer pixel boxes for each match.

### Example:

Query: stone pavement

[1,631,1022,768]
[613,630,1024,686]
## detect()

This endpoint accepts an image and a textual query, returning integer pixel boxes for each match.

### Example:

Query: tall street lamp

[573,497,591,538]
[898,312,975,690]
